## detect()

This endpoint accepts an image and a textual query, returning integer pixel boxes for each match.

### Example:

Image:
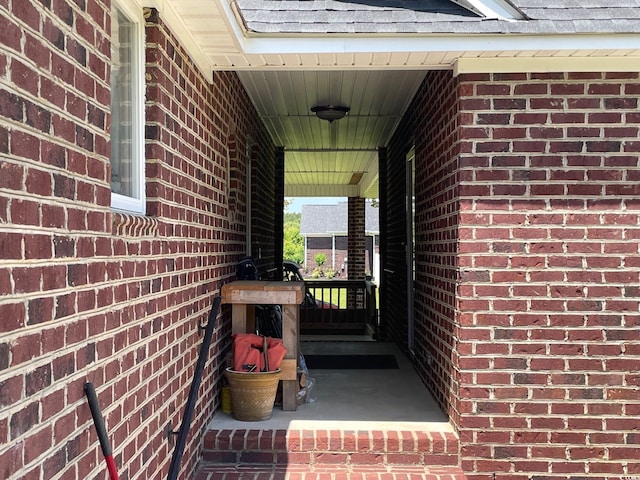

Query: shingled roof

[235,0,640,35]
[300,202,380,236]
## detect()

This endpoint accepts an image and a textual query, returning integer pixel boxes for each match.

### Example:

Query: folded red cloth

[232,333,286,372]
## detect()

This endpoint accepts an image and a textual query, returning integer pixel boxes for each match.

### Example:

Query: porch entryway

[195,337,465,479]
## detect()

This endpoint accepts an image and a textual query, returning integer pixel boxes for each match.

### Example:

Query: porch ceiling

[147,0,640,199]
[237,69,427,199]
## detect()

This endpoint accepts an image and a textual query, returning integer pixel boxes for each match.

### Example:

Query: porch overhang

[138,0,640,200]
[141,0,640,76]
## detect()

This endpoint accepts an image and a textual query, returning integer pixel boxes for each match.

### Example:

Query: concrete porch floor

[197,336,466,479]
[208,336,452,432]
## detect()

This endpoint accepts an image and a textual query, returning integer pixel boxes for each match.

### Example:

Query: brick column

[347,197,366,280]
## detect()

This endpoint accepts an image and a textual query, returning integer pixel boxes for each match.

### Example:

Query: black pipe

[167,296,221,480]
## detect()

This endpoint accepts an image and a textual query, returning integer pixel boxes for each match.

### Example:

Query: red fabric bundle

[232,333,287,372]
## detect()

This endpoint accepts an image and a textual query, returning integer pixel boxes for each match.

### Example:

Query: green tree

[283,212,304,265]
[314,253,326,267]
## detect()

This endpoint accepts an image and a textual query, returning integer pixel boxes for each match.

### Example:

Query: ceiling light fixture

[311,105,350,123]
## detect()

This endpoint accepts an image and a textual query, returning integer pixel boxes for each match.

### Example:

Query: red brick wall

[1,1,113,478]
[456,72,640,479]
[305,236,376,278]
[305,236,347,274]
[0,3,273,479]
[390,69,640,478]
[306,236,332,268]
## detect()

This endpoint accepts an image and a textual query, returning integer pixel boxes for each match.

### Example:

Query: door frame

[406,146,416,355]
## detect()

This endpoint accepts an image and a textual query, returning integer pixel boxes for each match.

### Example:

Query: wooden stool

[221,281,303,411]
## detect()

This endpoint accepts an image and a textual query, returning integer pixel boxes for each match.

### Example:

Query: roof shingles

[235,0,640,35]
[300,202,379,236]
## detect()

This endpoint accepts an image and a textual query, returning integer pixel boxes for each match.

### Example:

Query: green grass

[308,287,379,309]
[309,287,347,308]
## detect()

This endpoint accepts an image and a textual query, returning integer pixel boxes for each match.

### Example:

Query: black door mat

[303,354,399,370]
[301,329,366,336]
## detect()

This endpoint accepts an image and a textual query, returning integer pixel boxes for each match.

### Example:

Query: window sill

[112,212,159,237]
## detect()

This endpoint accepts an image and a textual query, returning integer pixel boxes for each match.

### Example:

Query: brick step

[195,463,468,480]
[198,427,463,473]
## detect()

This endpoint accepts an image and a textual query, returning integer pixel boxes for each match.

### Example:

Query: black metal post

[167,296,221,480]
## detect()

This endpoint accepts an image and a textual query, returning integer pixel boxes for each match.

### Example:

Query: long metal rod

[167,296,221,480]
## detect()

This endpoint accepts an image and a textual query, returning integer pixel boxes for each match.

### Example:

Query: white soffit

[139,0,225,82]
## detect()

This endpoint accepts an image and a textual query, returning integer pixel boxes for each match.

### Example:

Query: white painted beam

[454,55,640,75]
[284,184,361,197]
[240,34,640,58]
[359,169,379,199]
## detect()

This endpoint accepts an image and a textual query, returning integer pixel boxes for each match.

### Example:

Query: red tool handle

[84,382,119,480]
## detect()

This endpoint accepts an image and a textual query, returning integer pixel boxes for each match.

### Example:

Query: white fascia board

[301,232,346,237]
[241,33,640,57]
[455,55,640,75]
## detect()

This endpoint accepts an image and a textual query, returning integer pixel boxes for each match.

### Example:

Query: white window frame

[110,0,146,214]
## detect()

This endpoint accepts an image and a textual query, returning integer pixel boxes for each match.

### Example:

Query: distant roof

[235,0,640,35]
[300,202,380,236]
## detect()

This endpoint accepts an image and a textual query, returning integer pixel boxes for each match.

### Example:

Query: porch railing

[300,279,378,336]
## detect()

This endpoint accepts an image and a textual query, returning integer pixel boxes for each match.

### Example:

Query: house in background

[300,201,380,280]
[1,0,640,479]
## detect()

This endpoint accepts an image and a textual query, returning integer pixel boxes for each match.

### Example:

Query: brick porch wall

[0,3,274,479]
[456,72,640,479]
[250,139,282,275]
[388,69,640,478]
[383,70,460,423]
[378,147,390,340]
[413,71,461,430]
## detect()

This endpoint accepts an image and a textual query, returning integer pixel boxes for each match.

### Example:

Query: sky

[285,197,344,213]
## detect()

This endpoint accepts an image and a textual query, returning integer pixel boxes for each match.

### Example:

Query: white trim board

[454,56,640,75]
